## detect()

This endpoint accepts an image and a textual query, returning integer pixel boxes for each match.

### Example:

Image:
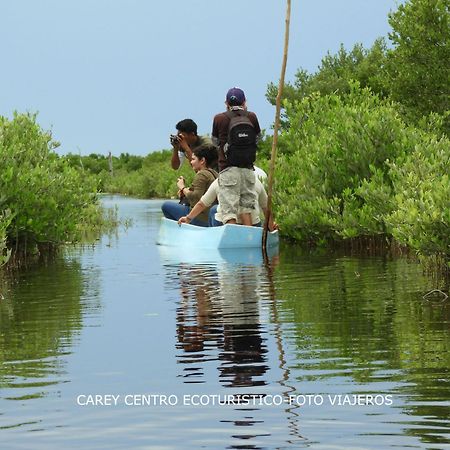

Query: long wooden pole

[263,0,291,252]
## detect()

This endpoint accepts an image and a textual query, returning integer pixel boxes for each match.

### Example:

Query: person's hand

[177,134,187,150]
[178,216,191,225]
[178,134,192,158]
[170,134,181,149]
[269,221,279,232]
[177,176,185,191]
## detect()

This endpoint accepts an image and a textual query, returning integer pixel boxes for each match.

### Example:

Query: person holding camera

[162,144,218,227]
[170,118,213,170]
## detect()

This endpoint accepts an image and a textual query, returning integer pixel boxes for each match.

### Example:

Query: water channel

[0,196,449,449]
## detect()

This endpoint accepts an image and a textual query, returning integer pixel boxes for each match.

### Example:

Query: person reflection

[176,267,215,353]
[165,250,277,388]
[160,249,284,448]
[217,264,269,388]
[172,263,223,383]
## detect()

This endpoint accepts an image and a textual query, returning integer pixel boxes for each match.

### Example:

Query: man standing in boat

[170,118,213,170]
[212,87,261,226]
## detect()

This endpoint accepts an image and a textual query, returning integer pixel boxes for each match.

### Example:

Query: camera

[170,134,180,146]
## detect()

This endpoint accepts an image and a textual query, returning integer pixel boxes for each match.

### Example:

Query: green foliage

[141,150,193,198]
[386,0,450,130]
[0,112,104,261]
[65,152,143,175]
[261,0,449,267]
[272,84,449,261]
[267,0,449,136]
[266,39,389,109]
[72,149,194,199]
[0,210,12,266]
[387,137,450,256]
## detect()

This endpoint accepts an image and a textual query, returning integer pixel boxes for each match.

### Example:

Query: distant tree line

[64,150,193,199]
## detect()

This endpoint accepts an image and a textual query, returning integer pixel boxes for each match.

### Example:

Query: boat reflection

[159,245,303,448]
[159,246,277,387]
[158,244,279,266]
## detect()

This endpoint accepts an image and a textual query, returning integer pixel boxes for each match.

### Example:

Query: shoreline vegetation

[0,113,118,268]
[1,0,448,275]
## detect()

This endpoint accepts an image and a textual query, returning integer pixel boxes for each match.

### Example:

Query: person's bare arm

[178,135,193,163]
[178,201,207,224]
[171,147,181,169]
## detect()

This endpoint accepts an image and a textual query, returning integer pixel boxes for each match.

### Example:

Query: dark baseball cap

[226,87,246,106]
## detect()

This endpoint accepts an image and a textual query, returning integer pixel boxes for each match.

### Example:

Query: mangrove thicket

[0,113,107,266]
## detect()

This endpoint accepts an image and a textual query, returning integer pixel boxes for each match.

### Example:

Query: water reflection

[162,241,450,448]
[218,262,269,389]
[1,197,448,449]
[160,247,294,447]
[0,257,101,415]
[275,244,450,448]
[161,247,274,388]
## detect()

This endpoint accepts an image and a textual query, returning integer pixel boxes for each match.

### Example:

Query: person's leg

[208,205,223,227]
[211,217,224,226]
[189,217,208,227]
[161,201,190,221]
[239,212,253,226]
[218,167,240,224]
[239,168,257,226]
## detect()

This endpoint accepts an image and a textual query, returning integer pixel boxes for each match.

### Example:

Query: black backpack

[225,110,257,167]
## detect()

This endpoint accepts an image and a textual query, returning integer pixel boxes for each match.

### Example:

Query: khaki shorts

[218,167,256,223]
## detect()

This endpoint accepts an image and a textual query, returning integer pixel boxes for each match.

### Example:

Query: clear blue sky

[1,0,401,156]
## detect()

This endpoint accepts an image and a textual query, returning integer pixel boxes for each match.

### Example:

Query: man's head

[226,87,246,107]
[175,119,198,145]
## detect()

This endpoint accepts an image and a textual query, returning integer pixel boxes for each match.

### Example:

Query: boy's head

[226,87,246,107]
[175,119,198,145]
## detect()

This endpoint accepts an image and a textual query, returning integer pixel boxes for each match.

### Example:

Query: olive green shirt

[184,168,218,223]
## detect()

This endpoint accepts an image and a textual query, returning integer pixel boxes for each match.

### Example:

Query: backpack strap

[225,109,248,120]
[206,168,218,180]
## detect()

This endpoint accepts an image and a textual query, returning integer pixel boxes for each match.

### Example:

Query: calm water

[0,196,449,449]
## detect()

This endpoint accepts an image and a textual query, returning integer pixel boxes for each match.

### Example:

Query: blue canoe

[156,217,279,249]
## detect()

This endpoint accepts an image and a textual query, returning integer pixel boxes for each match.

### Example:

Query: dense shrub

[272,84,449,261]
[0,210,12,265]
[387,136,449,256]
[0,113,103,261]
[273,85,402,241]
[266,39,389,107]
[267,0,449,136]
[386,0,450,130]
